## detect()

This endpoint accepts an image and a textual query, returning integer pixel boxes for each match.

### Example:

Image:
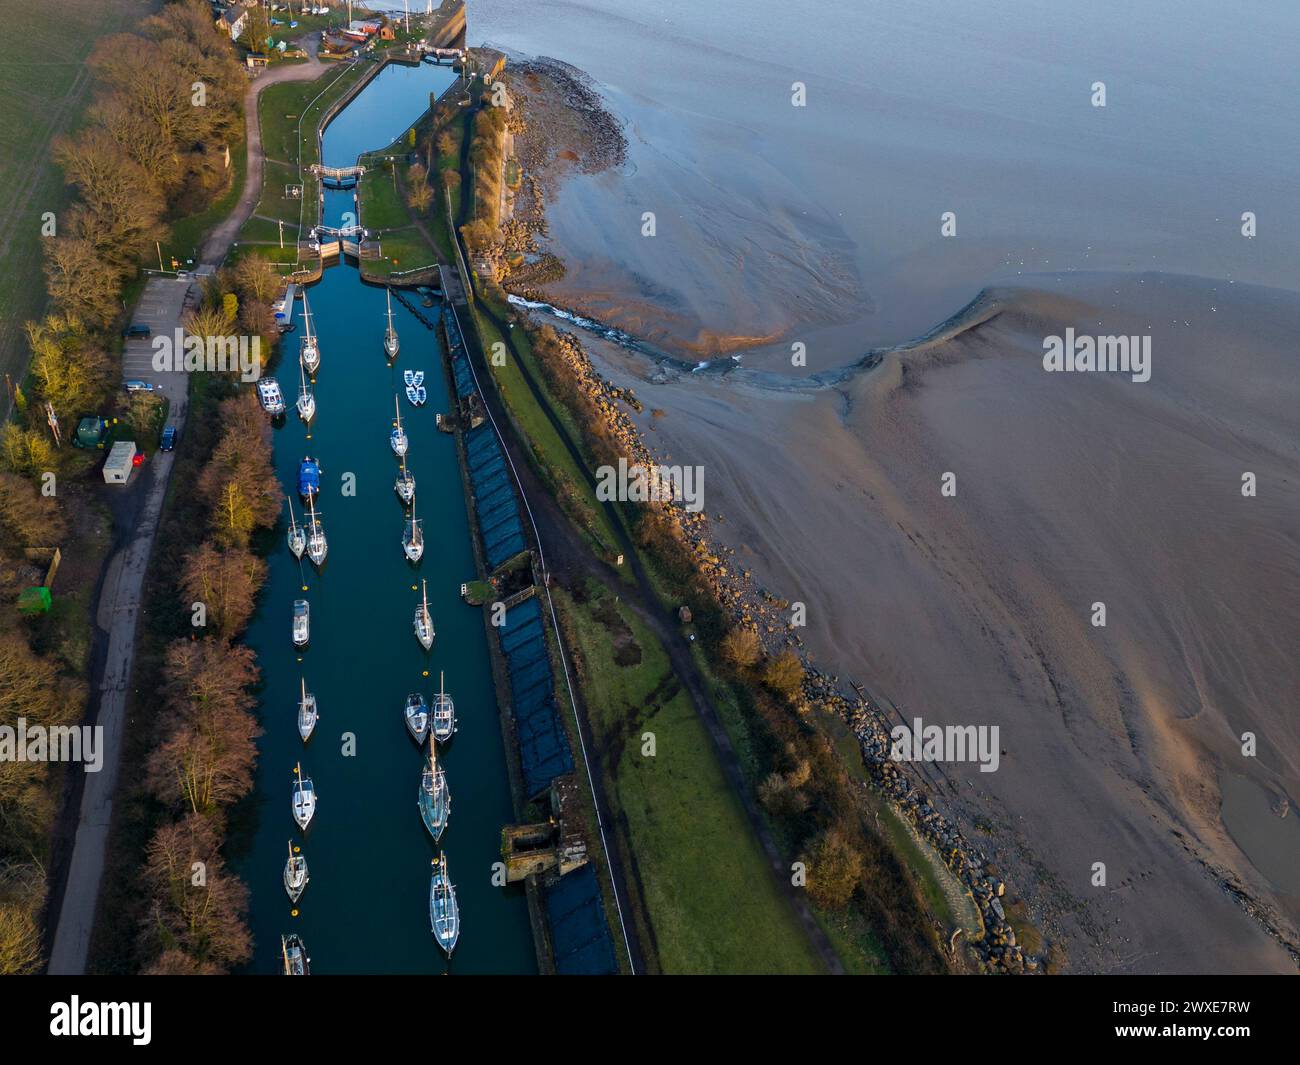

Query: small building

[246,53,270,69]
[17,587,51,615]
[102,441,137,485]
[73,416,108,449]
[216,7,248,40]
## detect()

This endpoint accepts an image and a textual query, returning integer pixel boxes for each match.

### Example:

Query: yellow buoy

[291,908,299,917]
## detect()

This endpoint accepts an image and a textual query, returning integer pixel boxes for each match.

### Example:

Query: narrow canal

[235,61,537,974]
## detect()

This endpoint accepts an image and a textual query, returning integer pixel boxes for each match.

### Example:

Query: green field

[558,582,823,974]
[0,0,152,395]
[358,158,410,230]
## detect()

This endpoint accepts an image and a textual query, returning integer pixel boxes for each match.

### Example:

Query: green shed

[17,587,52,615]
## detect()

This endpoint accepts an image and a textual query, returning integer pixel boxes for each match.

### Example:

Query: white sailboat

[395,455,415,504]
[306,492,327,567]
[418,738,449,840]
[284,840,309,903]
[291,762,316,829]
[432,671,455,744]
[384,288,400,360]
[281,933,309,975]
[402,496,424,562]
[390,396,408,456]
[298,677,318,742]
[296,356,315,423]
[429,853,459,956]
[404,692,429,744]
[287,498,306,559]
[300,292,320,374]
[413,578,434,650]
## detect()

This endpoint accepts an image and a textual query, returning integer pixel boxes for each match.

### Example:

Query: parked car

[124,380,154,393]
[123,323,151,339]
[160,426,177,452]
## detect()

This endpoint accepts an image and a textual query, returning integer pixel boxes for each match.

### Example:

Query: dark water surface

[236,61,537,975]
[458,0,1300,360]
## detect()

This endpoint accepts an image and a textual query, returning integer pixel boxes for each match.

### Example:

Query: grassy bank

[556,581,822,974]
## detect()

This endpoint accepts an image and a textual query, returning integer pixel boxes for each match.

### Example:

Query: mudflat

[592,273,1300,972]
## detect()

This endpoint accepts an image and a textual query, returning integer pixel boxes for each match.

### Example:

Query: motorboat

[298,457,321,500]
[257,377,286,416]
[292,599,310,648]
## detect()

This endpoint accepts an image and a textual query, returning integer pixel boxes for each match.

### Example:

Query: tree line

[0,2,260,972]
[127,259,284,975]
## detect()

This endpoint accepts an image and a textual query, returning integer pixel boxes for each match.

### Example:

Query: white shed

[103,441,137,484]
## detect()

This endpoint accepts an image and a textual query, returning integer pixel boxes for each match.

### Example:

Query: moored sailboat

[298,677,318,742]
[391,396,408,456]
[306,493,327,568]
[287,498,306,559]
[284,841,309,903]
[281,933,309,975]
[296,356,315,423]
[292,762,316,829]
[432,671,455,744]
[402,497,424,562]
[300,292,320,374]
[395,455,415,504]
[417,739,449,841]
[413,578,434,650]
[428,853,459,956]
[404,692,429,744]
[384,288,400,360]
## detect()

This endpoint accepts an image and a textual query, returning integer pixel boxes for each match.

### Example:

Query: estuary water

[463,0,1300,362]
[235,60,537,975]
